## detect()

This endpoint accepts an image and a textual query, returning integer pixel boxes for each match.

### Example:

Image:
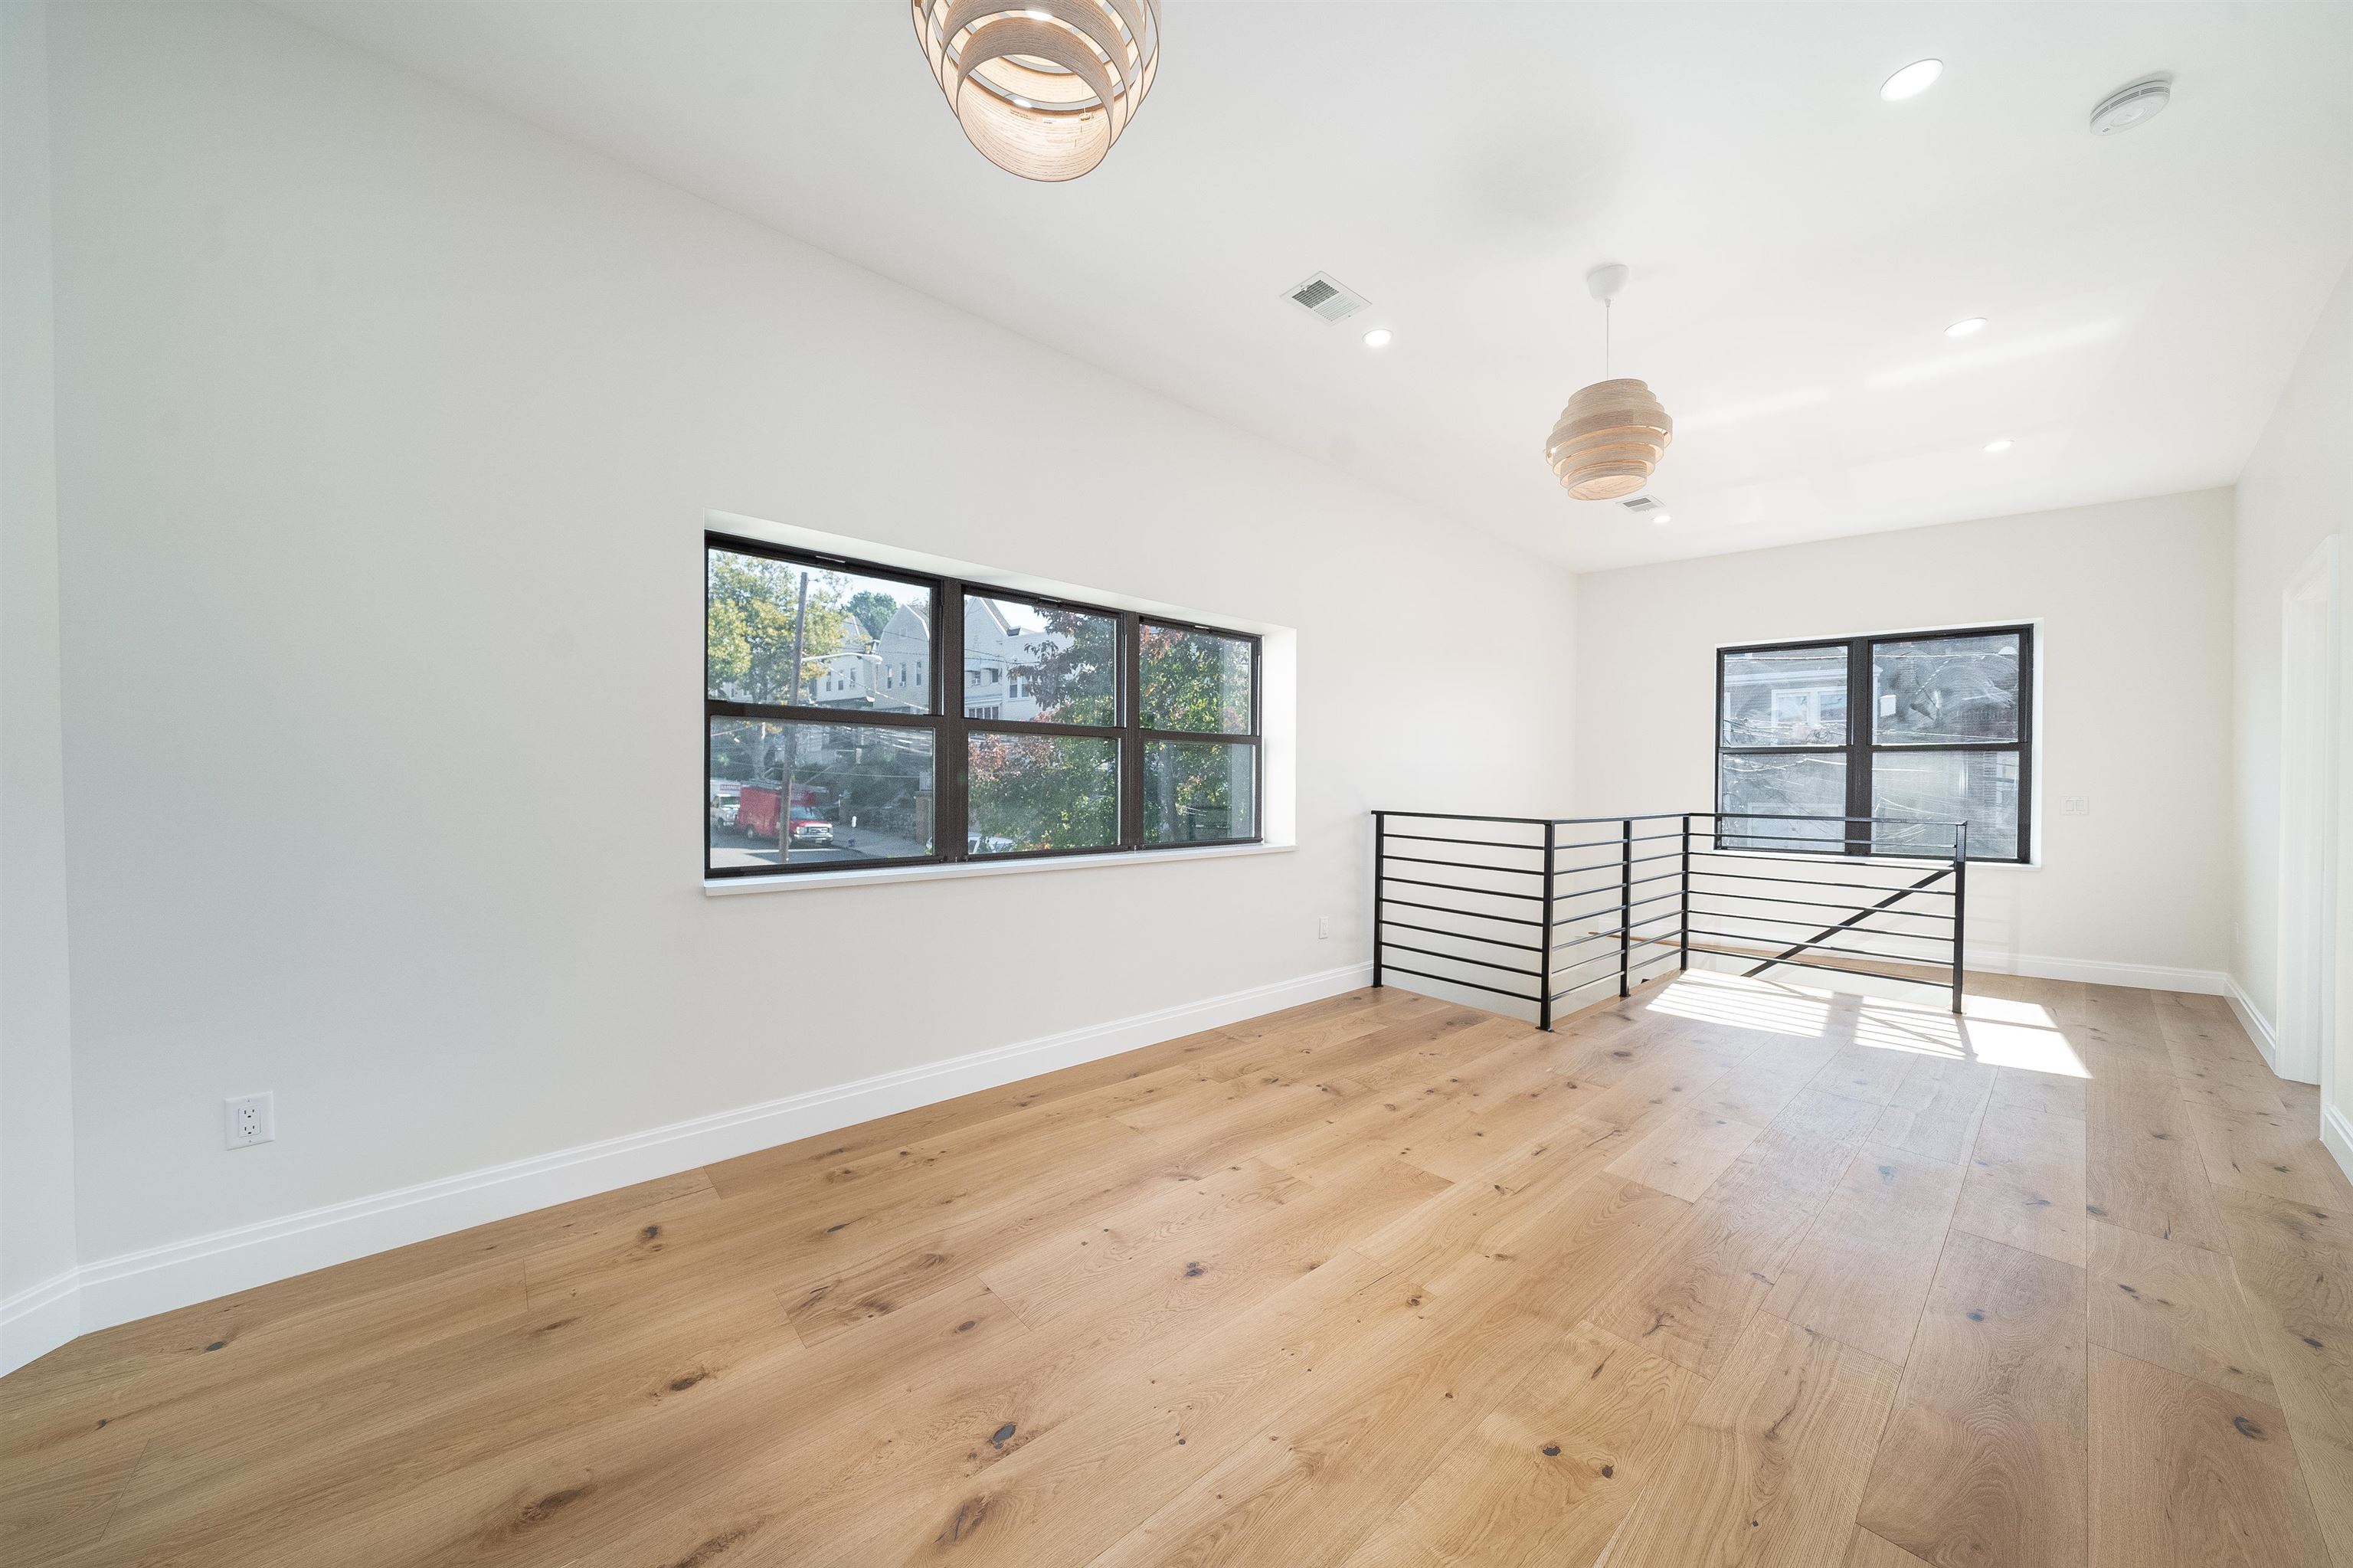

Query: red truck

[736,784,834,846]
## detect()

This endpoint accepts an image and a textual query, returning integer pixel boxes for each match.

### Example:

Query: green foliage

[1144,741,1255,843]
[1139,627,1252,732]
[967,734,1117,850]
[845,590,900,642]
[1022,609,1118,726]
[705,552,856,705]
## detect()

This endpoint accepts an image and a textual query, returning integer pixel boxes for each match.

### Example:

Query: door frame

[2278,534,2340,1096]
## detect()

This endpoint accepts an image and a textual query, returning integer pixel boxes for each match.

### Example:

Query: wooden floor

[8,970,2351,1567]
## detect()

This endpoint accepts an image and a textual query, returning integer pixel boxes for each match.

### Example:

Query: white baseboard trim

[8,961,1373,1375]
[2324,1102,2353,1190]
[2224,975,2282,1073]
[0,1268,83,1378]
[1962,949,2227,996]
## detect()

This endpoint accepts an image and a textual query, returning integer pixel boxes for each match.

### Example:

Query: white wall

[18,0,1576,1341]
[1,1,83,1372]
[1575,489,2237,987]
[2230,261,2352,1141]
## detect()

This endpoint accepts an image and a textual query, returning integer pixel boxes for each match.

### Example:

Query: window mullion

[1845,637,1872,854]
[941,577,967,863]
[1120,611,1143,849]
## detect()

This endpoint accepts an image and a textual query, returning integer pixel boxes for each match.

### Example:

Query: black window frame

[705,530,1264,879]
[1713,624,2034,865]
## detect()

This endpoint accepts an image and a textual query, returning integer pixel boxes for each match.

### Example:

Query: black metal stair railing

[1371,809,1968,1026]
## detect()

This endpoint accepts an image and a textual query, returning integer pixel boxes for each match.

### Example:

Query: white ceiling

[280,1,2353,572]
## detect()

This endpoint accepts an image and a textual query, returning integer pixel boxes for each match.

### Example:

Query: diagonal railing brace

[1740,866,1954,980]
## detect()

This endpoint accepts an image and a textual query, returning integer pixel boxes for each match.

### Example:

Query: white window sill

[703,840,1295,895]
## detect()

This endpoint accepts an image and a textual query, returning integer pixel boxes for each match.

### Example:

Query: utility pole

[775,570,810,860]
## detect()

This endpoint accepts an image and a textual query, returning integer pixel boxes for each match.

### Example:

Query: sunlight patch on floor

[1642,971,1831,1039]
[1953,994,2089,1078]
[1852,1003,1967,1059]
[1637,969,2090,1079]
[1852,994,2088,1077]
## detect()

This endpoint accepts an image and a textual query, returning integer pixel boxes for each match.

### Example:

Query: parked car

[967,832,1017,854]
[789,808,834,846]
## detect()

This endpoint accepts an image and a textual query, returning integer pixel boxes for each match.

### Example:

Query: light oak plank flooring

[5,973,2351,1566]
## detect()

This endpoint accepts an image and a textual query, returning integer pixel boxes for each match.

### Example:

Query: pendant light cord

[1604,296,1613,379]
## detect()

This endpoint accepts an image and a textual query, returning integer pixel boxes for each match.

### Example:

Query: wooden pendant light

[1546,265,1672,500]
[912,0,1160,182]
[1546,378,1674,500]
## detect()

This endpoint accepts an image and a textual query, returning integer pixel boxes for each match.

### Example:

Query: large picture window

[1715,626,2032,863]
[705,532,1262,877]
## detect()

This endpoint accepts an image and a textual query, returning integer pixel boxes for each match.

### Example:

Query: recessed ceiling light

[1362,327,1392,349]
[1946,317,1987,338]
[1880,59,1943,102]
[1984,438,2013,453]
[2090,75,2171,135]
[1651,514,1671,525]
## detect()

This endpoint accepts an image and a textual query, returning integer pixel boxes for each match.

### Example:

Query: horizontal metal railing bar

[1697,846,1961,871]
[1552,949,1680,1003]
[1383,831,1546,852]
[1684,926,1949,966]
[1553,932,1628,961]
[1374,810,1564,827]
[1379,874,1548,903]
[1551,849,1683,879]
[1551,909,1681,948]
[1378,963,1540,1003]
[1711,828,1960,852]
[1688,885,1952,920]
[1688,908,1950,947]
[1552,830,1685,852]
[1681,942,1950,992]
[1554,915,1682,968]
[1379,895,1546,929]
[1697,811,1968,824]
[1536,812,1710,824]
[1689,865,1957,895]
[1376,810,1701,827]
[1374,808,1965,827]
[1550,890,1681,938]
[1379,940,1541,978]
[1383,853,1547,876]
[1376,918,1545,953]
[1552,870,1679,906]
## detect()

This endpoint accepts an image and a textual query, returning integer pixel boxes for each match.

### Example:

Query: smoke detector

[2090,75,2171,135]
[1284,272,1369,324]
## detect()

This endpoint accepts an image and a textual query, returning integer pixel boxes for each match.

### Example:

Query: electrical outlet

[225,1092,274,1150]
[2061,797,2091,817]
[1318,915,1330,941]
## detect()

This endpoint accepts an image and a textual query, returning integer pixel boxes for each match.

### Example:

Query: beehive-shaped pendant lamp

[1545,266,1672,500]
[912,0,1161,182]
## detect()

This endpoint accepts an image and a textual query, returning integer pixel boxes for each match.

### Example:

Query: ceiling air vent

[1284,272,1368,324]
[1618,494,1663,513]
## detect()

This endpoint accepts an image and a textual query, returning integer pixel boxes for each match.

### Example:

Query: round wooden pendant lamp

[1545,265,1672,501]
[912,0,1161,182]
